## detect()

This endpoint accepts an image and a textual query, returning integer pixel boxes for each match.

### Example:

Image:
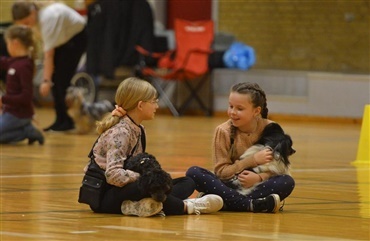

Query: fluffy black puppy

[232,122,296,195]
[124,153,173,202]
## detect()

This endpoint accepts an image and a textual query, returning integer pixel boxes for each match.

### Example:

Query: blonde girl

[81,77,223,217]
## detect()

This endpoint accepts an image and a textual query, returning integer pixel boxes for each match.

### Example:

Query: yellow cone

[352,105,370,218]
[353,105,370,163]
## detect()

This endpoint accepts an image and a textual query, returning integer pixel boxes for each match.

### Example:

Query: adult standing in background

[12,1,87,131]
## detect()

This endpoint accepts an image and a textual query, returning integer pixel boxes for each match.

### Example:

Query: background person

[0,25,44,145]
[12,1,87,131]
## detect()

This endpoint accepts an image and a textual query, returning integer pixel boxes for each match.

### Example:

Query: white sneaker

[121,198,163,217]
[185,194,224,215]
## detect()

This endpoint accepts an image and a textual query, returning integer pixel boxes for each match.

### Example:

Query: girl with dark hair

[186,82,295,213]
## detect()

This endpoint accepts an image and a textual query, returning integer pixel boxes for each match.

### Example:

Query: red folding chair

[136,19,214,116]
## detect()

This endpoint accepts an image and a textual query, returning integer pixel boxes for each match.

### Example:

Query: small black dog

[232,122,296,195]
[124,153,173,202]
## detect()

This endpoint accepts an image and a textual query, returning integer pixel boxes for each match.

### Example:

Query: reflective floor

[0,108,369,241]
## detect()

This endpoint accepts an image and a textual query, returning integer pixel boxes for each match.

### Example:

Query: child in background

[12,1,87,132]
[0,25,44,144]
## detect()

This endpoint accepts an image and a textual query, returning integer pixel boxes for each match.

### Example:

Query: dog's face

[139,169,173,202]
[257,123,296,166]
[124,153,173,202]
[65,86,85,108]
[264,133,295,166]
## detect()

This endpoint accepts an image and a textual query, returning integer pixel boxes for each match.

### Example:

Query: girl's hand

[39,82,52,97]
[237,170,261,188]
[253,148,273,165]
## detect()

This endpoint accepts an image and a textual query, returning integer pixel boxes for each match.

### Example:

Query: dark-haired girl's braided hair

[231,82,268,118]
[229,82,268,158]
[229,124,237,158]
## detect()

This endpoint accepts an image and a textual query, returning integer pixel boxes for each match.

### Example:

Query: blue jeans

[0,112,32,143]
[186,166,295,212]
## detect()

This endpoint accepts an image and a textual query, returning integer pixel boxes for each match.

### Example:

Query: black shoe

[251,194,280,213]
[50,122,75,132]
[43,122,60,132]
[27,127,45,145]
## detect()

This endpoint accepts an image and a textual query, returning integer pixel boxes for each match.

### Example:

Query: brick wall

[218,0,369,74]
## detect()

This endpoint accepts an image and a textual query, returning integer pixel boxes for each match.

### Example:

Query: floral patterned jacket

[85,116,144,187]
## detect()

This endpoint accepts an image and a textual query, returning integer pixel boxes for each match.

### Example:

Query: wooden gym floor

[0,107,369,241]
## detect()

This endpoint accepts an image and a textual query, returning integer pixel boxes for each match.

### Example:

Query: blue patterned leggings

[186,166,295,212]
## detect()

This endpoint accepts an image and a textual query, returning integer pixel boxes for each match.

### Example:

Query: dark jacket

[86,0,155,79]
[0,56,35,118]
